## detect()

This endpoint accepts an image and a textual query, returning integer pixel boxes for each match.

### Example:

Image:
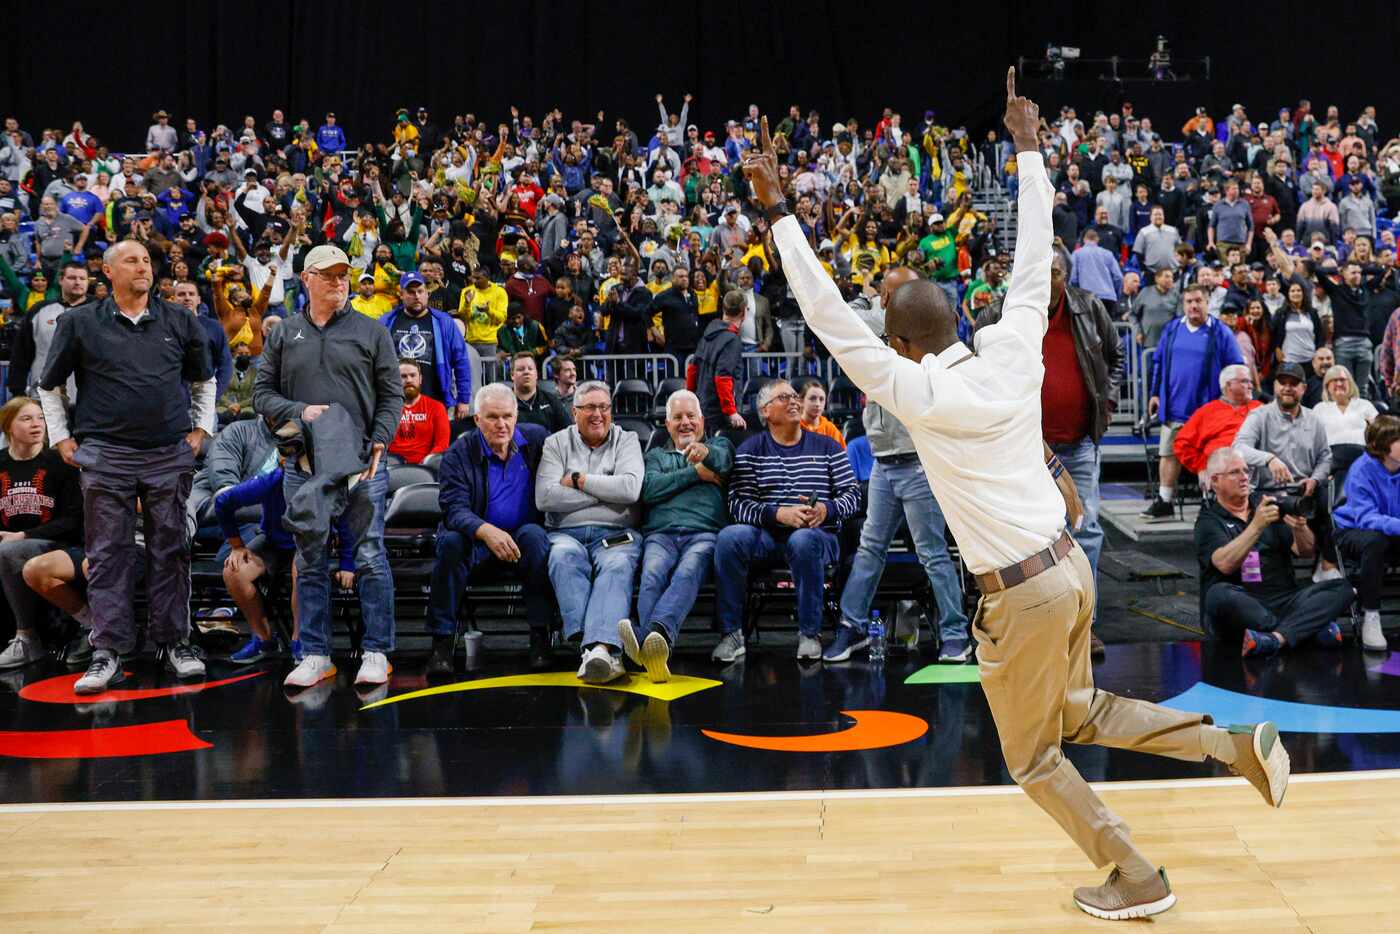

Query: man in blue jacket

[429,383,554,676]
[1142,282,1243,520]
[382,272,472,420]
[316,113,347,153]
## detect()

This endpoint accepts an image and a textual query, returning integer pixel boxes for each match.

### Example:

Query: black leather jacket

[975,285,1123,443]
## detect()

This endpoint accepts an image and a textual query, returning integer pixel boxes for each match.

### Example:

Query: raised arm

[985,68,1053,352]
[746,118,934,423]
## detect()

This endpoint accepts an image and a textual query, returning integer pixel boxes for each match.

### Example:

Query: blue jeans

[934,280,959,313]
[283,466,394,657]
[547,525,642,648]
[1050,438,1103,606]
[429,524,553,636]
[714,525,839,636]
[838,459,968,641]
[637,530,716,644]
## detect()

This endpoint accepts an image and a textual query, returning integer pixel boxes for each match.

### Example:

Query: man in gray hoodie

[535,380,644,684]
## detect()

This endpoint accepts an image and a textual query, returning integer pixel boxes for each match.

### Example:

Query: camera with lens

[1256,483,1316,519]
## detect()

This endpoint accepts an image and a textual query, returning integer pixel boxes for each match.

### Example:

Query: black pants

[1335,527,1400,611]
[73,439,196,654]
[1203,580,1354,644]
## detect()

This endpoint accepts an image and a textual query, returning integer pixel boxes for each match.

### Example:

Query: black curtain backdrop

[3,1,1398,153]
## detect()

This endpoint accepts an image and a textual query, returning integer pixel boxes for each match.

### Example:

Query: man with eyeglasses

[711,379,861,662]
[1195,446,1352,657]
[254,243,404,691]
[535,381,644,684]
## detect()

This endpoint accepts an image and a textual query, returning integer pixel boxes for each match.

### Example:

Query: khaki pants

[971,541,1208,868]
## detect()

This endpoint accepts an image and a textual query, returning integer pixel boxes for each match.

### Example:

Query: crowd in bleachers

[0,89,1396,692]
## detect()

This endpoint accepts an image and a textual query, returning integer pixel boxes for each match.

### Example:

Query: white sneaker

[578,644,625,684]
[355,651,392,685]
[284,654,337,689]
[1312,566,1344,583]
[0,634,44,670]
[1361,616,1389,652]
[796,634,823,659]
[711,631,746,663]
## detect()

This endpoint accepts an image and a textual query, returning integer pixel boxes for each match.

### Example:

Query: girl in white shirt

[1312,364,1377,446]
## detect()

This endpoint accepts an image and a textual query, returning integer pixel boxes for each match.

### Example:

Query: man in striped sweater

[712,379,861,661]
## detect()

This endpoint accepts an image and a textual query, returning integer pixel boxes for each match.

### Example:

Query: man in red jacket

[1172,364,1260,475]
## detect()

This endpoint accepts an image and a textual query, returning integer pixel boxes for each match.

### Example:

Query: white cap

[928,212,945,225]
[303,244,351,271]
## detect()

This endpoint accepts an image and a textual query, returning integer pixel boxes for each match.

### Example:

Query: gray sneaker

[0,635,44,670]
[74,650,125,695]
[711,630,746,663]
[162,642,207,681]
[796,634,823,660]
[1073,867,1175,921]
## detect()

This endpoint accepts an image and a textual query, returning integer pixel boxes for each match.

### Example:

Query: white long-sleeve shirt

[772,151,1064,574]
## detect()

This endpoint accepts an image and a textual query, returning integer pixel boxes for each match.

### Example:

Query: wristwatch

[764,199,790,224]
[571,471,581,489]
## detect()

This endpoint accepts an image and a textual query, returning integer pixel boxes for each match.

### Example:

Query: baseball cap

[358,271,376,283]
[723,204,738,214]
[304,244,351,271]
[399,271,426,289]
[928,212,945,225]
[818,239,835,252]
[1275,362,1307,383]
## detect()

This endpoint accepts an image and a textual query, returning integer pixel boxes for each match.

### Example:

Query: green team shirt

[918,232,958,280]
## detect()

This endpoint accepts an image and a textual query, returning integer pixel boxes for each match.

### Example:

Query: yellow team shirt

[739,243,770,271]
[352,292,395,320]
[458,282,509,343]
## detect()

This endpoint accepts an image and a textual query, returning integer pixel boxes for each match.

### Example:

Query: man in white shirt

[743,69,1290,921]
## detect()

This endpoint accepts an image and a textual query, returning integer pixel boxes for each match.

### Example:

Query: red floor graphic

[18,671,265,705]
[0,719,212,759]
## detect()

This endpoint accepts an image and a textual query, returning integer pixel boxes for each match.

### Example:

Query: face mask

[235,355,253,371]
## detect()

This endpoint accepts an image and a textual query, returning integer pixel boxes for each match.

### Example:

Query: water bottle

[868,610,886,664]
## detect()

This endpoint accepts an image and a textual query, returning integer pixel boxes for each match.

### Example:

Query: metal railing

[542,354,681,389]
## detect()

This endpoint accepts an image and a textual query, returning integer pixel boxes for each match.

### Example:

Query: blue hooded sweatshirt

[1334,453,1400,536]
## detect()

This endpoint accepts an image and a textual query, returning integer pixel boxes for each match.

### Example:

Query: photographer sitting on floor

[1195,447,1354,657]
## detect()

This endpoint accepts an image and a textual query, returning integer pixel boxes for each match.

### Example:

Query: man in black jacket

[652,265,700,362]
[40,241,216,693]
[687,291,747,436]
[604,259,652,355]
[976,246,1122,657]
[430,383,554,674]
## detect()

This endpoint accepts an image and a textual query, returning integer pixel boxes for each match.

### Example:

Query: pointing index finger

[760,115,773,155]
[1007,66,1016,101]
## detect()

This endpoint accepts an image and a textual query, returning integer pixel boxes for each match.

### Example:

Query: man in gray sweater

[254,243,403,691]
[535,380,644,684]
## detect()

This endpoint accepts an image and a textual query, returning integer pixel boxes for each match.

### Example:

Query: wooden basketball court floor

[3,636,1400,930]
[2,771,1398,932]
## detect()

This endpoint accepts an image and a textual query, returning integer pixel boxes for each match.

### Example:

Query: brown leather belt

[975,531,1075,595]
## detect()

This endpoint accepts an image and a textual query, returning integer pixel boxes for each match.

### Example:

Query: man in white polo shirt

[743,69,1291,921]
